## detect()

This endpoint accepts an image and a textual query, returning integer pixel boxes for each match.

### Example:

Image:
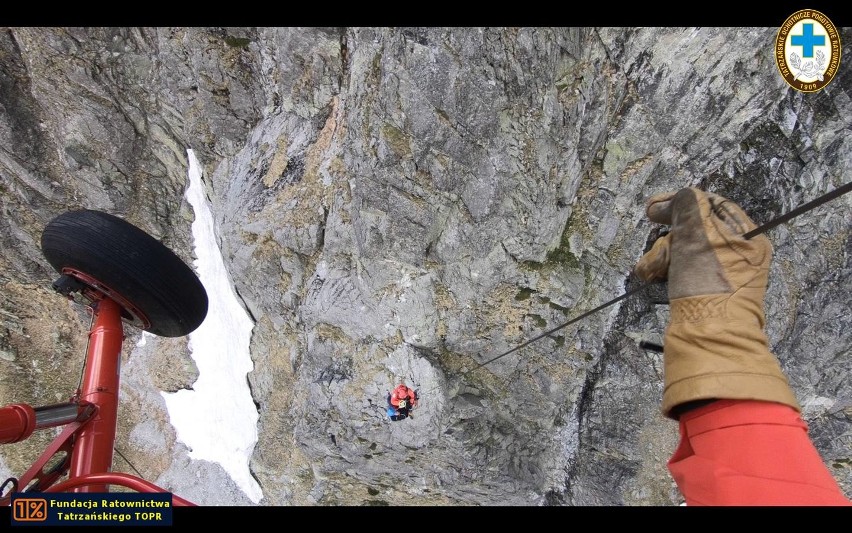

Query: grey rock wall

[0,27,849,506]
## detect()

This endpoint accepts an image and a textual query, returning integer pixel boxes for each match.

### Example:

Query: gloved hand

[634,187,800,419]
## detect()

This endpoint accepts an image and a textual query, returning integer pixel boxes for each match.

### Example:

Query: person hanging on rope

[386,383,418,422]
[634,186,851,506]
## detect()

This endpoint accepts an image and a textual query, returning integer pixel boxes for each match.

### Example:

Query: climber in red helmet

[386,383,418,421]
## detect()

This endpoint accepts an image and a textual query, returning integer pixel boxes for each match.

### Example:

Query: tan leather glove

[635,187,800,419]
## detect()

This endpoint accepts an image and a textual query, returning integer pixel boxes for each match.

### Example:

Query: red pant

[669,399,852,506]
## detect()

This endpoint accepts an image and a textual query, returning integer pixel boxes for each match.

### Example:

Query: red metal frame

[0,294,195,506]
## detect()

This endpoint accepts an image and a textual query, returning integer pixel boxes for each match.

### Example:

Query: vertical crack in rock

[564,272,676,505]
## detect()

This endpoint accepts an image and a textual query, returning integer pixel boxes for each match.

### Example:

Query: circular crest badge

[775,9,841,92]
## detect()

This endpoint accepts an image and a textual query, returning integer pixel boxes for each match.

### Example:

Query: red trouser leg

[668,399,852,506]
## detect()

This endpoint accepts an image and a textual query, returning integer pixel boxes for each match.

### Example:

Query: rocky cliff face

[1,27,849,506]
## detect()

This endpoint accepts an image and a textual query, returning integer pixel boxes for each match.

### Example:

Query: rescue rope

[465,283,656,373]
[75,311,95,396]
[114,447,145,479]
[464,181,852,373]
[742,180,852,239]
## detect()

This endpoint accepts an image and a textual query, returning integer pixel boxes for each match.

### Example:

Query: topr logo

[775,9,841,92]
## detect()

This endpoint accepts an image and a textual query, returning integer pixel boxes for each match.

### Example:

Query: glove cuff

[661,295,800,419]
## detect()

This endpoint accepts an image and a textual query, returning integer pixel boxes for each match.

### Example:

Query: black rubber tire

[41,209,208,338]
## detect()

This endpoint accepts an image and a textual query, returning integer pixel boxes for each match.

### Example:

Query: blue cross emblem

[791,23,825,58]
